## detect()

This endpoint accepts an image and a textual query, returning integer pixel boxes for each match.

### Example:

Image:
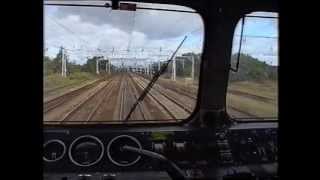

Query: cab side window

[227,12,278,119]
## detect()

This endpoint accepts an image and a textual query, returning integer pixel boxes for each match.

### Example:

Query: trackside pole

[172,56,176,81]
[61,48,67,77]
[191,54,195,81]
[108,60,111,74]
[96,59,99,74]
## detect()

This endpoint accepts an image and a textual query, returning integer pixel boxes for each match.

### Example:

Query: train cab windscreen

[43,1,279,180]
[43,1,204,124]
[227,12,278,120]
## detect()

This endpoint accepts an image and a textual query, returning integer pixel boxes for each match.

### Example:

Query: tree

[229,53,278,82]
[68,61,82,74]
[82,56,103,74]
[43,56,54,75]
[51,47,63,74]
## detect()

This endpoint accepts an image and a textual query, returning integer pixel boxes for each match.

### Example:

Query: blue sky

[233,13,278,66]
[44,4,278,66]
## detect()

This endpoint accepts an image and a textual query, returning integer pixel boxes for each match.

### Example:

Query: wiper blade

[125,36,187,121]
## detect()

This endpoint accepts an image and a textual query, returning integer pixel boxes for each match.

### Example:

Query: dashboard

[43,122,278,180]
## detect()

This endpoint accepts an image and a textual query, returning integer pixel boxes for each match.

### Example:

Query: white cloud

[44,5,204,65]
[44,4,278,68]
[52,5,203,39]
[232,14,279,66]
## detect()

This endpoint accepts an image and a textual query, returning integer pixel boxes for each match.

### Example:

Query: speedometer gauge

[107,135,142,167]
[68,135,104,167]
[43,139,66,162]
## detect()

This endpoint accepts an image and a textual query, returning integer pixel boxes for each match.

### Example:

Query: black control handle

[122,145,186,180]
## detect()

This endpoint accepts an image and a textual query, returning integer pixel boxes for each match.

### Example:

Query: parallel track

[118,76,128,120]
[138,74,258,118]
[85,79,118,123]
[127,74,152,120]
[44,73,260,124]
[136,76,194,113]
[140,75,197,100]
[131,75,189,120]
[44,79,104,113]
[60,78,115,123]
[44,79,87,94]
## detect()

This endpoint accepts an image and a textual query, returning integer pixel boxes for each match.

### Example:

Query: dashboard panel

[44,122,278,180]
[44,126,218,173]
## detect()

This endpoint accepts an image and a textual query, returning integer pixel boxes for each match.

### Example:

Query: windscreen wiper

[125,36,187,121]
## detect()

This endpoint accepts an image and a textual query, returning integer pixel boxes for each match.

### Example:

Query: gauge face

[69,135,104,167]
[43,140,66,162]
[107,135,142,167]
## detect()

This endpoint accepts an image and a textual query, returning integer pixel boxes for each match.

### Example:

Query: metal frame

[230,17,245,72]
[44,2,197,13]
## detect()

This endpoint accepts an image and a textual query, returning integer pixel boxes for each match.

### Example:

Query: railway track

[228,106,257,118]
[85,79,119,122]
[131,74,190,120]
[126,74,153,120]
[60,77,117,123]
[132,78,177,119]
[138,74,259,118]
[140,74,197,100]
[228,89,275,104]
[44,73,260,124]
[43,78,104,113]
[139,76,257,118]
[118,75,128,120]
[136,75,195,113]
[113,74,151,121]
[126,73,170,121]
[44,79,88,94]
[113,74,125,120]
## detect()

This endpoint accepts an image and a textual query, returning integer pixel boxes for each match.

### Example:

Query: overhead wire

[45,5,203,67]
[47,15,92,46]
[126,10,137,52]
[234,34,277,39]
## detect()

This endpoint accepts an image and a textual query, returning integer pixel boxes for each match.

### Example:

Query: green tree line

[150,52,202,79]
[45,49,276,82]
[229,53,278,82]
[44,47,115,76]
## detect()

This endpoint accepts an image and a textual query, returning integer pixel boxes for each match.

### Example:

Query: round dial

[107,135,142,167]
[68,135,104,167]
[43,139,66,162]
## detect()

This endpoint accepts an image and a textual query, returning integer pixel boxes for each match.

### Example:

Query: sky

[44,2,278,66]
[232,13,278,66]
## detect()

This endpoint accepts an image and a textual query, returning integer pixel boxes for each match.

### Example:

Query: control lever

[122,145,186,180]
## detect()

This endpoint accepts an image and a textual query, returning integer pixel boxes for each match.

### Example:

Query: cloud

[44,4,204,65]
[45,4,279,67]
[52,5,203,40]
[232,14,279,65]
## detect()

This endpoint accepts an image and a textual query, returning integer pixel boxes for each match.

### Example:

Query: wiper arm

[125,36,187,121]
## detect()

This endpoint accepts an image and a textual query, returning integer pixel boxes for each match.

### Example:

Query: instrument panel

[44,122,278,179]
[227,125,278,165]
[216,122,278,165]
[43,126,218,173]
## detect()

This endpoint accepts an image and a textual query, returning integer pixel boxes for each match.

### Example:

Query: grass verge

[227,80,278,118]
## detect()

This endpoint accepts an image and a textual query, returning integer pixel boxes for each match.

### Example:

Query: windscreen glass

[44,1,204,124]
